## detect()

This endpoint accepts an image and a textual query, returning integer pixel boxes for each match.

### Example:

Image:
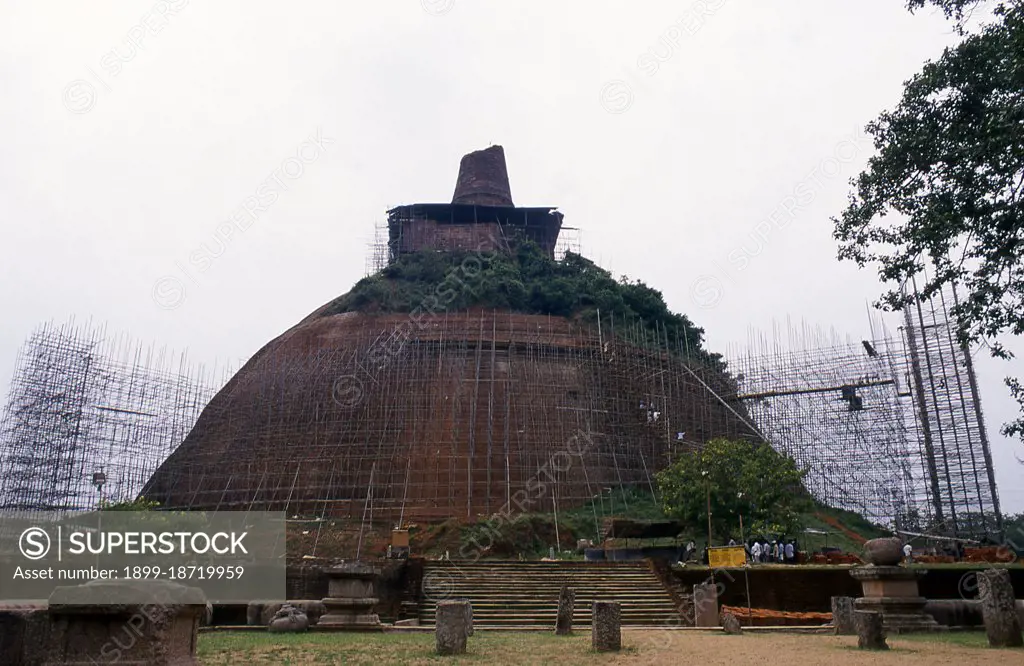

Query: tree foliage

[1003,511,1024,552]
[906,0,1001,31]
[325,241,721,365]
[834,1,1024,438]
[655,438,811,541]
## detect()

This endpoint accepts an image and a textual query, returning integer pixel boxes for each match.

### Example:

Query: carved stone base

[851,566,945,634]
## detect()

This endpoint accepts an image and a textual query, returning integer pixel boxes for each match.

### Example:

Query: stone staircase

[418,560,681,628]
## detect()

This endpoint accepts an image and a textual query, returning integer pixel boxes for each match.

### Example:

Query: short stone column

[693,583,719,627]
[831,596,856,635]
[855,610,888,651]
[978,569,1023,648]
[555,585,575,636]
[591,601,621,652]
[435,600,472,655]
[318,562,381,629]
[456,598,474,637]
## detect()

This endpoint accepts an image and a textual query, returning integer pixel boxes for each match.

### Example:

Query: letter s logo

[19,528,51,560]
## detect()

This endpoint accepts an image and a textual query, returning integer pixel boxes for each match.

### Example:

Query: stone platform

[850,566,944,634]
[317,562,384,631]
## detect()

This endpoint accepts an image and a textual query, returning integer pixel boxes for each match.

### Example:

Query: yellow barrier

[708,545,747,568]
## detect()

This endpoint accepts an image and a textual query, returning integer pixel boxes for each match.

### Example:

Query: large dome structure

[142,147,757,521]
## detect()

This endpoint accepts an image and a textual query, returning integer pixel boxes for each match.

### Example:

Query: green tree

[1003,511,1024,553]
[656,438,811,542]
[833,0,1024,440]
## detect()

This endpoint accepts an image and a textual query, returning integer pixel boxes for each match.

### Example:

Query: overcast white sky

[1,1,1021,513]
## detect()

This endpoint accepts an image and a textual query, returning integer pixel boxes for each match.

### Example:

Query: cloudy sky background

[1,1,1021,513]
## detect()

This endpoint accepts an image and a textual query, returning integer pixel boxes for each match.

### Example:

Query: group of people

[681,538,801,564]
[745,538,798,564]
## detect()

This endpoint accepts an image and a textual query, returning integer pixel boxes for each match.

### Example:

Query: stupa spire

[451,145,514,207]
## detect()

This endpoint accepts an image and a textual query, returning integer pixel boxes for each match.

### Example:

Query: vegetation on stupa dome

[323,241,721,366]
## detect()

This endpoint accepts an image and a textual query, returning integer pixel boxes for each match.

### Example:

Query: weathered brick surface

[451,145,514,206]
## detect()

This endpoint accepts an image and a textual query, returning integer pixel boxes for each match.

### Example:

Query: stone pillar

[693,583,719,627]
[831,596,856,635]
[456,598,474,637]
[555,585,575,636]
[435,600,472,655]
[591,601,621,652]
[855,611,888,651]
[978,569,1023,648]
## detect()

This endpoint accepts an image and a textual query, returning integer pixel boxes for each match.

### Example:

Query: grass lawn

[198,631,616,665]
[198,629,1022,665]
[898,631,995,648]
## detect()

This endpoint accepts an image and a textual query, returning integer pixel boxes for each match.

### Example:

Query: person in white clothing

[903,543,913,563]
[751,541,762,563]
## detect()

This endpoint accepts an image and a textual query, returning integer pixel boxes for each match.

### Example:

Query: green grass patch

[198,630,620,665]
[897,631,997,649]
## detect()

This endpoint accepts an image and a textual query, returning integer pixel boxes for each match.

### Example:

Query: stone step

[422,596,673,603]
[419,606,675,610]
[419,608,680,618]
[420,604,678,612]
[418,617,677,626]
[430,577,664,582]
[428,574,658,579]
[428,580,665,586]
[428,577,660,583]
[419,612,678,620]
[423,566,652,570]
[421,565,651,569]
[427,589,671,595]
[419,594,675,602]
[417,560,678,628]
[423,568,652,574]
[425,565,655,569]
[433,582,662,586]
[432,586,671,590]
[426,573,657,578]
